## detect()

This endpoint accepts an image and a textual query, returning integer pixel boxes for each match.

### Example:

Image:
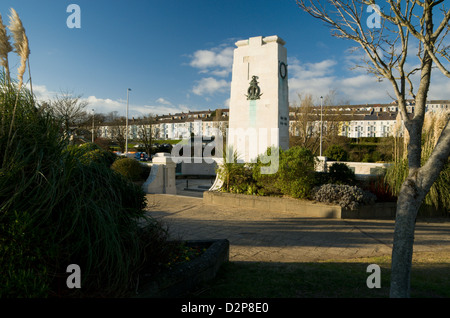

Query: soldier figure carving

[246,76,262,100]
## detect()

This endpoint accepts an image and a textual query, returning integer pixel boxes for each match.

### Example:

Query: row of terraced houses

[96,100,450,141]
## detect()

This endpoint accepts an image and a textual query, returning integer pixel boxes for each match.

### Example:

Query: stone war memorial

[227,35,290,164]
[144,35,289,194]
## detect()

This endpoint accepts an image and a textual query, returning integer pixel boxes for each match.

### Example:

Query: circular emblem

[280,62,287,79]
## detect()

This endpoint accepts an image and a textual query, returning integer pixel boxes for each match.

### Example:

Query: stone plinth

[142,153,177,195]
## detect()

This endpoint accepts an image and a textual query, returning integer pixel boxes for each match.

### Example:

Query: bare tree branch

[296,0,450,298]
[49,90,89,139]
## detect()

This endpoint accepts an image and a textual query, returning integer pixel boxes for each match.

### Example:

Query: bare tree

[290,93,321,152]
[137,114,156,157]
[296,0,450,297]
[290,91,348,154]
[105,111,120,123]
[49,90,89,139]
[109,116,127,153]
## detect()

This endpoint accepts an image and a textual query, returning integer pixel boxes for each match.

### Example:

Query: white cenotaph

[227,35,289,163]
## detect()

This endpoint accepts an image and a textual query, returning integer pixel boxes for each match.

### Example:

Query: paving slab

[145,193,450,263]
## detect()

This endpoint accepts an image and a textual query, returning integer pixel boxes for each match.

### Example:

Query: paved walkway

[175,177,216,198]
[145,190,450,263]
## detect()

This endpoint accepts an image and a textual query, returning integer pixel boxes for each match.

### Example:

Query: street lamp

[125,88,131,154]
[91,109,95,143]
[320,96,323,157]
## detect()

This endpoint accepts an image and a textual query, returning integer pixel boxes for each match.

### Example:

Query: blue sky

[1,0,450,117]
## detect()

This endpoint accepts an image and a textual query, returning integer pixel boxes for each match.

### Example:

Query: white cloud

[29,82,194,117]
[288,57,394,104]
[192,77,230,96]
[210,69,231,77]
[190,46,234,70]
[288,57,337,79]
[28,84,57,102]
[189,45,234,81]
[80,95,126,115]
[428,71,450,100]
[132,104,191,117]
[188,43,234,98]
[86,96,192,117]
[155,97,172,105]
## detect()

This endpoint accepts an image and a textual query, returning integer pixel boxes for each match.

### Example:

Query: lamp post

[125,88,131,154]
[91,109,95,143]
[320,96,323,157]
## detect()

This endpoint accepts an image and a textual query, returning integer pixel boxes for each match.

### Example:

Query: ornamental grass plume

[422,112,437,160]
[8,8,29,89]
[0,13,13,136]
[385,110,450,212]
[0,13,12,81]
[4,8,31,166]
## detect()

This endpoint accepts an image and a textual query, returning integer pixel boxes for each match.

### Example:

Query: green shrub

[111,157,144,182]
[328,162,356,185]
[0,210,52,297]
[226,163,254,194]
[276,146,316,199]
[216,147,255,194]
[313,171,331,186]
[324,144,349,161]
[66,143,117,167]
[252,147,282,196]
[218,146,317,199]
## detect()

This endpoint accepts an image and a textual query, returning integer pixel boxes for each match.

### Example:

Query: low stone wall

[203,191,397,219]
[178,158,218,176]
[319,159,392,180]
[337,161,392,180]
[341,202,397,219]
[135,239,229,298]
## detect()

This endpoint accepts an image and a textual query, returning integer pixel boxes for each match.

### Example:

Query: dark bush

[227,163,255,194]
[111,157,144,182]
[328,162,356,185]
[276,146,316,199]
[66,142,117,167]
[216,147,256,194]
[324,144,349,161]
[252,147,282,196]
[314,171,331,186]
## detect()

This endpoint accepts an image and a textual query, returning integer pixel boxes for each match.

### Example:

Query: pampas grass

[0,13,12,137]
[385,110,450,213]
[0,68,167,297]
[3,9,31,165]
[8,8,29,90]
[0,13,12,81]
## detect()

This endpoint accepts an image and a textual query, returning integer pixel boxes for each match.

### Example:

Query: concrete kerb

[203,191,395,219]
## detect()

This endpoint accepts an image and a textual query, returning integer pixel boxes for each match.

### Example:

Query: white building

[96,100,447,142]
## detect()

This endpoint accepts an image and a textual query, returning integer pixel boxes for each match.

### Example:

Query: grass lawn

[188,251,450,298]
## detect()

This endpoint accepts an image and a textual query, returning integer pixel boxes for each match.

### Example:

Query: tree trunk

[389,178,423,298]
[390,116,450,298]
